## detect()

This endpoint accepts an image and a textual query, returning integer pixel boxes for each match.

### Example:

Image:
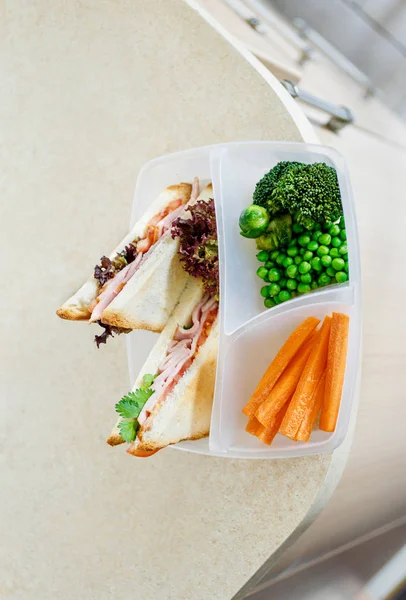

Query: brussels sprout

[255,213,292,252]
[239,204,270,239]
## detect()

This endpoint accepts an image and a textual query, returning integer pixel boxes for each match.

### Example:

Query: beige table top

[1,2,340,599]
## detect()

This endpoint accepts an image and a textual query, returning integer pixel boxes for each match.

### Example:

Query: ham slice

[155,203,188,239]
[138,294,218,424]
[190,176,200,203]
[89,252,143,322]
[136,196,188,254]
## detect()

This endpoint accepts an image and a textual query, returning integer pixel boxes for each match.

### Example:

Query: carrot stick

[257,402,289,446]
[296,371,326,442]
[245,417,263,436]
[320,312,350,432]
[242,316,320,418]
[279,316,331,440]
[255,331,318,428]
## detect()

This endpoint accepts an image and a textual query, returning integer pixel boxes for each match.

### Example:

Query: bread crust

[56,306,90,320]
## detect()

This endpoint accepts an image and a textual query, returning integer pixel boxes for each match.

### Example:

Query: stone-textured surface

[0,1,331,598]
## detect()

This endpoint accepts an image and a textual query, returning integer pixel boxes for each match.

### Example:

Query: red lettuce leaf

[171,198,219,297]
[94,242,139,287]
[94,320,131,348]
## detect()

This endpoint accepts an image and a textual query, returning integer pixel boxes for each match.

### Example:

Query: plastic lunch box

[126,142,361,459]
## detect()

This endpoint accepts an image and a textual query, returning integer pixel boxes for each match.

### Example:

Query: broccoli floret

[253,161,303,213]
[256,213,292,251]
[272,162,342,230]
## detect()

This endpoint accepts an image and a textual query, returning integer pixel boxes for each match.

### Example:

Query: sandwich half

[107,276,219,456]
[56,180,202,342]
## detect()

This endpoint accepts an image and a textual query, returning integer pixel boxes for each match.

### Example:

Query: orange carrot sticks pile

[243,312,350,447]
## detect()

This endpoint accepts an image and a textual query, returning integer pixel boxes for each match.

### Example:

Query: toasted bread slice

[56,182,192,323]
[107,276,218,451]
[101,235,188,331]
[129,320,218,453]
[106,277,205,446]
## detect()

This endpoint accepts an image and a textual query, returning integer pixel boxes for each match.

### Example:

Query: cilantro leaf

[115,380,157,443]
[141,373,156,388]
[118,419,137,443]
[115,397,141,419]
[115,388,154,419]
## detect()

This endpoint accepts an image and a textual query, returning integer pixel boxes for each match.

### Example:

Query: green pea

[329,248,340,258]
[311,257,322,272]
[331,236,341,248]
[264,297,276,308]
[317,245,329,257]
[298,261,311,274]
[287,246,299,257]
[335,271,348,283]
[301,273,312,284]
[283,256,294,268]
[298,234,311,247]
[299,247,305,256]
[286,278,297,290]
[307,240,319,252]
[290,291,298,299]
[340,229,347,241]
[273,295,282,305]
[321,254,332,267]
[270,250,279,261]
[286,265,298,279]
[332,257,345,271]
[311,281,318,290]
[342,253,348,261]
[268,268,281,282]
[279,277,287,289]
[288,238,298,248]
[297,282,311,294]
[264,261,275,269]
[318,273,331,286]
[326,267,336,277]
[319,233,331,245]
[260,285,270,298]
[303,250,313,261]
[329,224,340,237]
[312,230,322,241]
[339,244,348,255]
[339,216,346,228]
[278,290,291,302]
[256,250,269,262]
[294,255,302,265]
[269,283,281,297]
[257,266,268,280]
[344,261,349,273]
[276,253,287,266]
[292,222,304,234]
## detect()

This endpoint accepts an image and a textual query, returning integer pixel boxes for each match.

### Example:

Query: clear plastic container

[127,142,361,458]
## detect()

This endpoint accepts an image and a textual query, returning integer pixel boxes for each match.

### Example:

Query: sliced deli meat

[90,252,143,322]
[138,294,218,424]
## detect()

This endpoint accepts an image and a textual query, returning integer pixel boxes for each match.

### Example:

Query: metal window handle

[244,15,314,65]
[280,80,355,132]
